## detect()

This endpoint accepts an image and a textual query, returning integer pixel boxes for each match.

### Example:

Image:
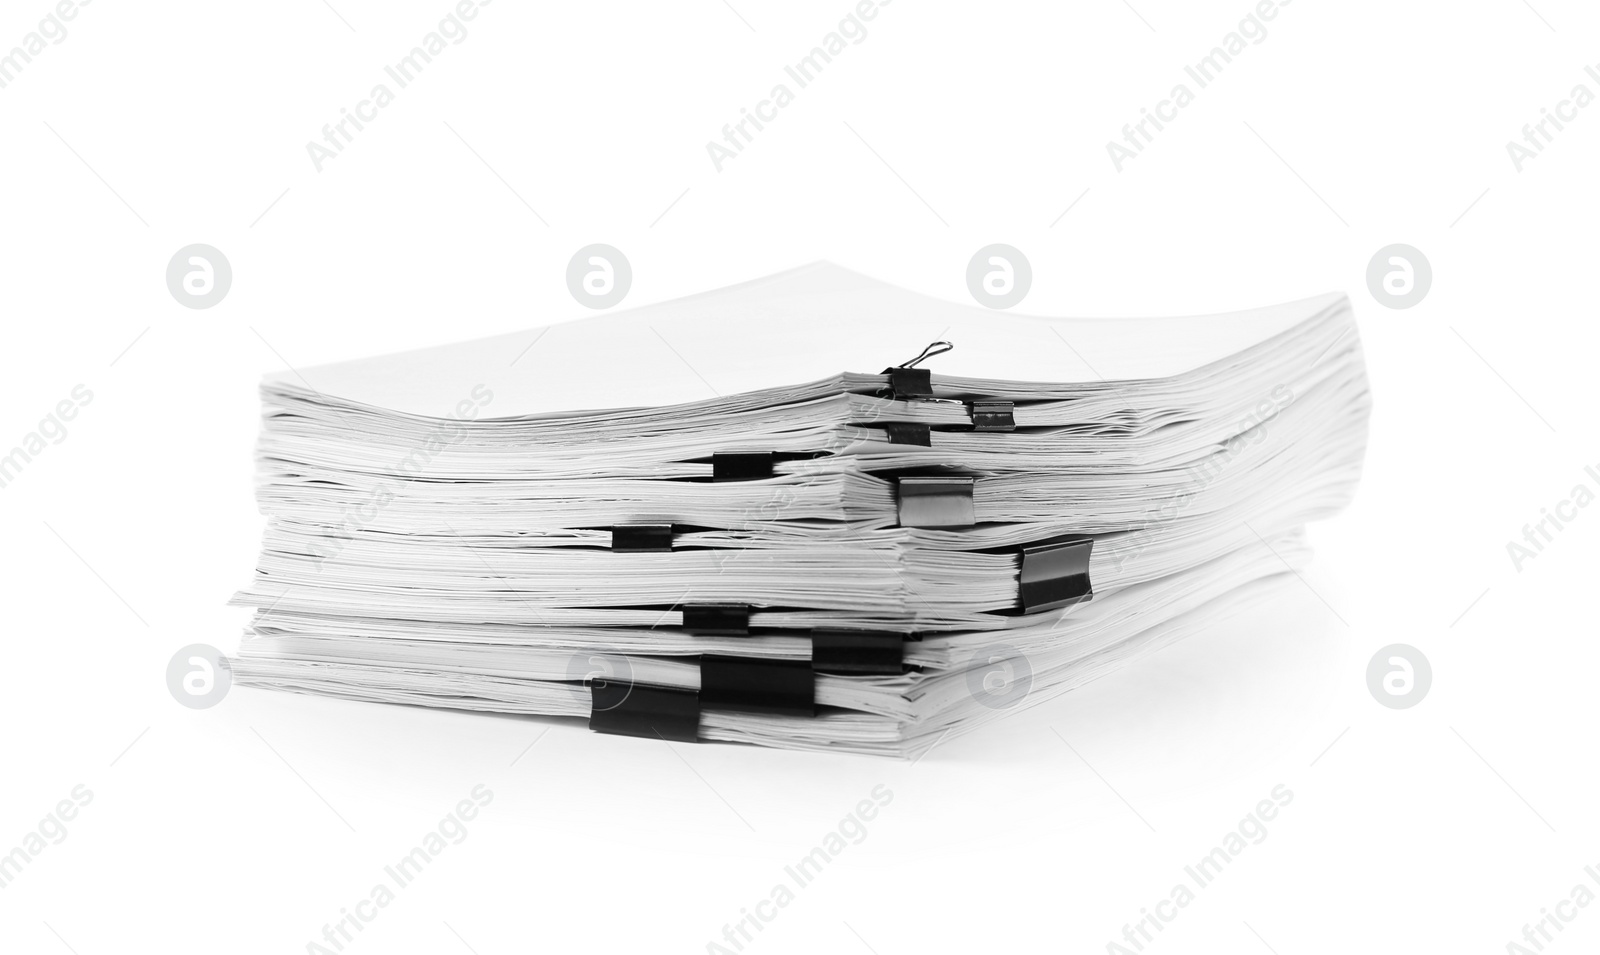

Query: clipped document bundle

[229,263,1369,757]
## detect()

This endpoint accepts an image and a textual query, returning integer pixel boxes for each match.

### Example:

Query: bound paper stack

[230,263,1369,756]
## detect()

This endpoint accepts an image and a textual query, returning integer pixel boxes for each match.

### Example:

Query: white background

[2,1,1597,952]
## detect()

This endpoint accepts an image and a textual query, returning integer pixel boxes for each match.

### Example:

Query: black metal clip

[882,422,932,446]
[712,452,775,482]
[699,656,815,716]
[969,400,1016,432]
[895,475,976,528]
[612,523,674,552]
[682,603,751,637]
[589,681,700,742]
[880,341,953,400]
[812,630,906,675]
[1017,536,1094,612]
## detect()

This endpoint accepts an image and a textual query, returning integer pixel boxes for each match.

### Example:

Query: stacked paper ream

[229,263,1370,757]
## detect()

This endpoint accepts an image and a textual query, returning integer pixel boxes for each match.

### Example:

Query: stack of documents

[230,263,1369,756]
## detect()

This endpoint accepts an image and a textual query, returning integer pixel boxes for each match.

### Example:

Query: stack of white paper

[229,263,1369,757]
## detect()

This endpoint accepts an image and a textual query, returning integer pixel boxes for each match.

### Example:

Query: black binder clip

[895,475,976,528]
[882,422,932,447]
[812,630,905,675]
[699,656,815,716]
[969,400,1016,432]
[682,603,751,637]
[589,680,700,742]
[712,452,775,482]
[612,523,674,552]
[880,341,953,400]
[1017,536,1094,612]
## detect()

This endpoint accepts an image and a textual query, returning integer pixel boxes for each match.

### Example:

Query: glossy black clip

[589,681,700,742]
[1017,536,1094,613]
[895,475,976,528]
[682,603,751,637]
[880,341,952,400]
[811,630,905,675]
[612,523,674,552]
[969,400,1016,432]
[883,422,932,446]
[699,656,815,716]
[712,452,775,482]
